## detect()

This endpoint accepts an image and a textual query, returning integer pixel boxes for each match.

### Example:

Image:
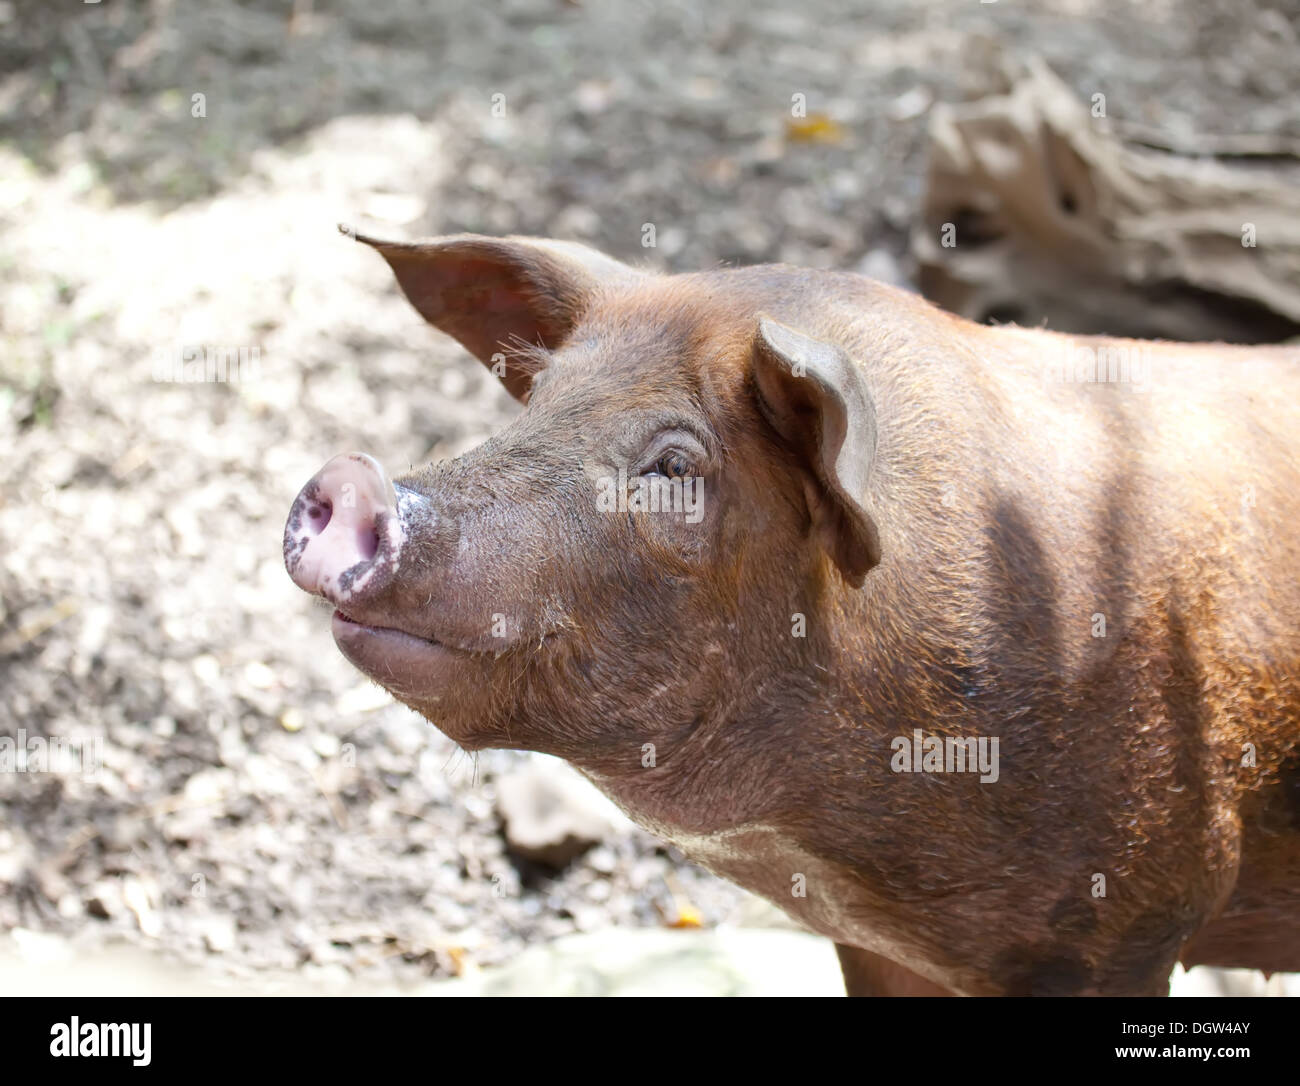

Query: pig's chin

[330,610,469,704]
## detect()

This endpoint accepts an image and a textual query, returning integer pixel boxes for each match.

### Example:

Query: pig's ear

[344,227,639,401]
[752,316,882,586]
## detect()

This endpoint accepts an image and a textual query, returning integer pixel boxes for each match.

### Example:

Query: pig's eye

[650,452,693,480]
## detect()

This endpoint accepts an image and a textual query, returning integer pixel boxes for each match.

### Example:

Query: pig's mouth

[330,609,481,653]
[330,609,475,701]
[332,609,436,640]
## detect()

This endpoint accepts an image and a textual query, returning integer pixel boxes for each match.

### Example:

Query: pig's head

[284,231,882,771]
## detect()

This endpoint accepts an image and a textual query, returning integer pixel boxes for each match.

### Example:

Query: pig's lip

[330,610,468,693]
[331,610,455,651]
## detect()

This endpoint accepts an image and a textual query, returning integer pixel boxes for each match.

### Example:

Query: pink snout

[284,452,405,606]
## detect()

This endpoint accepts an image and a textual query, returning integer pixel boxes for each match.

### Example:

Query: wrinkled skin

[285,230,1300,995]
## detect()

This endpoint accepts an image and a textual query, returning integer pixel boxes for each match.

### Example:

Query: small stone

[337,683,391,715]
[279,707,305,733]
[192,654,222,686]
[311,732,340,758]
[243,660,276,689]
[198,913,238,953]
[495,757,632,869]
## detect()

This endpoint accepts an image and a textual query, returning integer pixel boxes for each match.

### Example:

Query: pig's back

[965,325,1300,754]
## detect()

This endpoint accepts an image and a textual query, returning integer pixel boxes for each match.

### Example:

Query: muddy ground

[1,0,1297,989]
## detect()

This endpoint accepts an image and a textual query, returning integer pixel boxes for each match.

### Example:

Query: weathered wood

[914,58,1300,343]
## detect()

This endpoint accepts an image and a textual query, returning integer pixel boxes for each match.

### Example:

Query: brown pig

[283,228,1300,996]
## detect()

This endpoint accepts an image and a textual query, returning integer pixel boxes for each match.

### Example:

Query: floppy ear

[751,316,882,586]
[344,227,640,401]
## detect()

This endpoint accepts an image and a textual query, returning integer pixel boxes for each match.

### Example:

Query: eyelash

[646,451,694,480]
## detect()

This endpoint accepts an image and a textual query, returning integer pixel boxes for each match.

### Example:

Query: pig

[284,227,1300,996]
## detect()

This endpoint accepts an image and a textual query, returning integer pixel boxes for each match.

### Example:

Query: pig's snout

[284,452,406,606]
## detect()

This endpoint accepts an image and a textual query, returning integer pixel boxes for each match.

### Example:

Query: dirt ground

[2,0,1298,989]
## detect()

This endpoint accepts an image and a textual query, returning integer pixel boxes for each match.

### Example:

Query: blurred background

[1,0,1298,995]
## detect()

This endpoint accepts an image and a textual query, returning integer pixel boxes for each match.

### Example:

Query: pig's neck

[569,495,975,851]
[570,581,944,842]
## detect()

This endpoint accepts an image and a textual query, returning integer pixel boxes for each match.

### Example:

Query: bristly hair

[500,334,553,377]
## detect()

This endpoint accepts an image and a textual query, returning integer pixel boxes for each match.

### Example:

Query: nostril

[306,501,332,535]
[357,523,378,561]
